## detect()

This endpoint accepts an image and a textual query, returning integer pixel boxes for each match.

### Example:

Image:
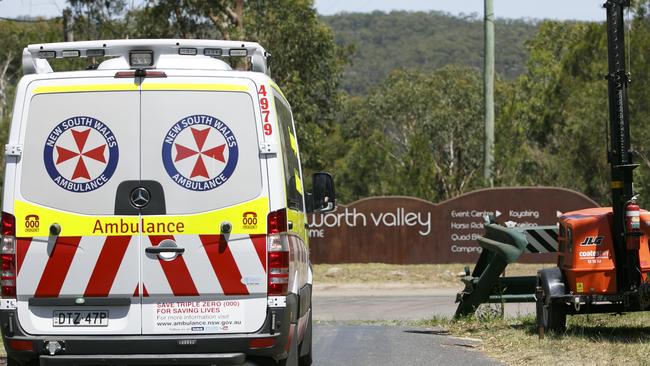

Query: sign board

[308,187,598,264]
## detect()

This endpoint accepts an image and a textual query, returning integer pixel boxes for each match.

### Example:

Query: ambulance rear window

[141,89,263,215]
[20,90,140,215]
[275,96,304,211]
[19,85,263,216]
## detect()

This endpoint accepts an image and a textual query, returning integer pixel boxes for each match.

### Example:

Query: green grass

[316,309,650,365]
[314,263,549,288]
[417,312,650,365]
[318,263,650,364]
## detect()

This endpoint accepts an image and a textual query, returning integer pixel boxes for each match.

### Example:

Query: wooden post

[63,8,74,42]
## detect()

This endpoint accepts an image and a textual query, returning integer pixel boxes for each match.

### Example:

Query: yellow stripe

[15,197,268,237]
[271,82,287,100]
[289,127,298,155]
[33,84,138,94]
[287,208,308,245]
[294,170,303,195]
[142,83,248,92]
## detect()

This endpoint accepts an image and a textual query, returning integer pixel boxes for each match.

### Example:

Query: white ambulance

[0,39,335,366]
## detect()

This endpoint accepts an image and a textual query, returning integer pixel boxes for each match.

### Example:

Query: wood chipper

[536,0,650,332]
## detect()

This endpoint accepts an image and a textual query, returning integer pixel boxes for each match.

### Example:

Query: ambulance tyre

[298,309,313,366]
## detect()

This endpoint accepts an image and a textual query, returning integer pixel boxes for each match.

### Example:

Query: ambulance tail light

[1,212,16,298]
[267,209,287,234]
[268,209,289,296]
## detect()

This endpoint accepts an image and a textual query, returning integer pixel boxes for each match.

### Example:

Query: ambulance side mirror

[310,172,335,213]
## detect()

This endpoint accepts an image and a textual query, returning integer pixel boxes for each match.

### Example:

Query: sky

[0,0,607,21]
[316,0,606,21]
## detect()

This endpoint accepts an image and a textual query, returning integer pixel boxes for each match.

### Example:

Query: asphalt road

[313,324,502,366]
[313,287,535,321]
[0,288,519,365]
[309,286,530,365]
[0,326,502,366]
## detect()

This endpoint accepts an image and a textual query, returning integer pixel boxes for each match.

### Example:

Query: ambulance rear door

[139,76,269,335]
[13,77,142,335]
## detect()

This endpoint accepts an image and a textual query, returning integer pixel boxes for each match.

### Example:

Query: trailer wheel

[536,287,566,332]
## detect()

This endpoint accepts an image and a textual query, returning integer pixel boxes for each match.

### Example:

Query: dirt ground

[313,263,549,291]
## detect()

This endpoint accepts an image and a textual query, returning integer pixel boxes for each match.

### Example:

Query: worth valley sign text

[307,187,597,264]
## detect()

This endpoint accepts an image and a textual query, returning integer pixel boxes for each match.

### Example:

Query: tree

[322,11,538,94]
[126,0,349,176]
[66,0,130,39]
[334,66,486,203]
[127,0,237,39]
[245,0,349,174]
[495,21,612,204]
[626,1,650,206]
[0,19,62,191]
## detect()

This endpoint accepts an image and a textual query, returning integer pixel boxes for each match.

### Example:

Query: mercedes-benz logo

[130,187,151,208]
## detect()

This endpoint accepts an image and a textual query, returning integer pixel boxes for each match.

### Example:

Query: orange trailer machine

[536,0,650,331]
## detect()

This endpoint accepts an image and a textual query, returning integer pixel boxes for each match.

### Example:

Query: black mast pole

[604,0,638,290]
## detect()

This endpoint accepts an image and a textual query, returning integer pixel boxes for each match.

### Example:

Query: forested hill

[322,11,539,95]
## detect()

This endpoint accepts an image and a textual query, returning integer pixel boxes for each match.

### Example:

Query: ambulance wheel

[537,291,566,332]
[298,309,313,366]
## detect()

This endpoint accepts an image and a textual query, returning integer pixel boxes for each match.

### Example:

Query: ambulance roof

[22,39,270,76]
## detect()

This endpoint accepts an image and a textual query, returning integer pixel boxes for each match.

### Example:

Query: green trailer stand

[454,223,556,318]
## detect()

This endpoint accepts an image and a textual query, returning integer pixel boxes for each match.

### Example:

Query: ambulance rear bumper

[39,353,245,365]
[0,296,298,366]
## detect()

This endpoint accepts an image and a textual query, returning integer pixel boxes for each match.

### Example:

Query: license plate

[53,310,109,327]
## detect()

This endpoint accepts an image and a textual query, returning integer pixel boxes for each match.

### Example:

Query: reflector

[229,49,248,57]
[86,49,105,57]
[249,337,276,349]
[178,48,197,55]
[204,48,223,57]
[9,340,33,351]
[38,51,56,59]
[62,50,80,58]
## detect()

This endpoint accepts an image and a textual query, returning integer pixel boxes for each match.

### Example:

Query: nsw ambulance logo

[43,116,119,193]
[162,115,239,191]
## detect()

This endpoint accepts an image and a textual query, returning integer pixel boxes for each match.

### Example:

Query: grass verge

[315,308,650,365]
[418,312,650,365]
[317,263,650,365]
[314,263,550,288]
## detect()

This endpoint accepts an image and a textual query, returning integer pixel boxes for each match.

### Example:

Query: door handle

[145,246,185,254]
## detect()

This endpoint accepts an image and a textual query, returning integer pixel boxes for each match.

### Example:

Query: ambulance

[0,39,335,366]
